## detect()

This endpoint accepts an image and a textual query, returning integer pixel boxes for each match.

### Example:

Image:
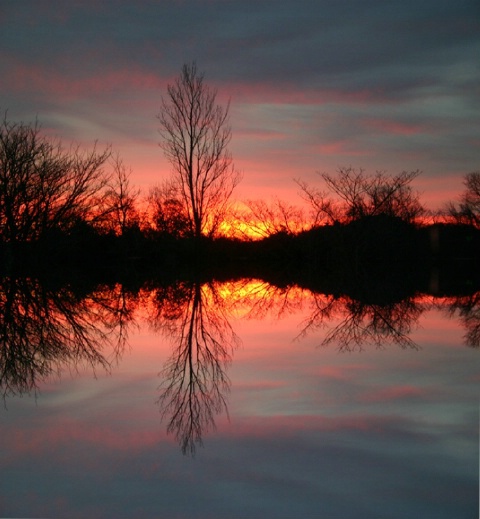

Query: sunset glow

[1,2,478,215]
[1,3,479,518]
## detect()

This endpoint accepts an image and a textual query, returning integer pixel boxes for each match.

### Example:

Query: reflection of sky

[1,306,478,519]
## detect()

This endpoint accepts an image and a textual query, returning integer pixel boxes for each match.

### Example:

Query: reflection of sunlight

[215,279,269,302]
[213,278,309,319]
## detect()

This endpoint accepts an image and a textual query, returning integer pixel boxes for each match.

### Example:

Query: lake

[1,279,478,518]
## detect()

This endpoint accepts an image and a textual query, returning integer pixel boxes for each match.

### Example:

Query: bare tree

[297,167,424,225]
[147,180,192,238]
[237,197,309,239]
[295,179,343,226]
[157,62,241,238]
[0,115,111,243]
[447,172,480,227]
[101,156,140,235]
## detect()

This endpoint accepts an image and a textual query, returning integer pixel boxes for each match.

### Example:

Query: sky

[1,0,479,211]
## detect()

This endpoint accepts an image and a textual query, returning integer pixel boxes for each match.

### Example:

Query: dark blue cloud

[1,0,478,202]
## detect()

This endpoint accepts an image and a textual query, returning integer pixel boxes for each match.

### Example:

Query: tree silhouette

[101,156,140,236]
[151,281,240,455]
[447,172,480,228]
[297,167,424,225]
[158,62,241,238]
[0,115,112,244]
[147,180,192,238]
[238,197,308,239]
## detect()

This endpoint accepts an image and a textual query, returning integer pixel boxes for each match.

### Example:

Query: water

[1,280,478,518]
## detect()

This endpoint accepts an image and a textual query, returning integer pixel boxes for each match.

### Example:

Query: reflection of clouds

[4,405,476,519]
[359,385,425,404]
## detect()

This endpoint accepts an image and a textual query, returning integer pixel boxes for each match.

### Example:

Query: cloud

[359,384,425,403]
[1,0,478,208]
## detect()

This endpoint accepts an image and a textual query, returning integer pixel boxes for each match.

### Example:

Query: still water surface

[1,279,478,518]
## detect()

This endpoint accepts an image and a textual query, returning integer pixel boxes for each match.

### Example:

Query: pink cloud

[2,56,376,109]
[3,59,166,100]
[360,385,424,403]
[314,140,371,157]
[363,118,425,136]
[314,364,373,381]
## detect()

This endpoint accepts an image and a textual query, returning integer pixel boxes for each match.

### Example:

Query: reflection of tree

[151,281,240,455]
[233,281,421,351]
[0,278,132,398]
[446,292,480,348]
[297,294,421,351]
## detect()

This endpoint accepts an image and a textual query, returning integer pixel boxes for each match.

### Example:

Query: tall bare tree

[157,62,241,238]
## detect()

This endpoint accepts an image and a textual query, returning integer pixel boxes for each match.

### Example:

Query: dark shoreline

[1,218,479,303]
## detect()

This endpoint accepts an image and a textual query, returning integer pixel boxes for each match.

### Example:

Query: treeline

[1,115,479,298]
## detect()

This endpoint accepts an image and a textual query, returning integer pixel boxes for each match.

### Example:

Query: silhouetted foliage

[101,156,140,235]
[237,197,309,238]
